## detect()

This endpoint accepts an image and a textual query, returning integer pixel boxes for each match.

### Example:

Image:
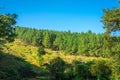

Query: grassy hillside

[0,39,118,80]
[0,39,53,80]
[3,39,108,65]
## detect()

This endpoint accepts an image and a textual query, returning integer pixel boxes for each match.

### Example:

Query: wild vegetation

[15,25,120,58]
[0,39,114,80]
[0,4,120,80]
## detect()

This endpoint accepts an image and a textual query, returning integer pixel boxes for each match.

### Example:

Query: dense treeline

[15,26,120,57]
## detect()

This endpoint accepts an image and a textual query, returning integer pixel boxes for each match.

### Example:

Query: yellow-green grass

[2,39,109,67]
[2,39,39,66]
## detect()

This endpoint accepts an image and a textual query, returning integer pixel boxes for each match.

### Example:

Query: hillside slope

[0,39,116,80]
[3,39,108,65]
[0,40,50,80]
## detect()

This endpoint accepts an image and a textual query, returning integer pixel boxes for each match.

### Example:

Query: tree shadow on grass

[0,50,49,80]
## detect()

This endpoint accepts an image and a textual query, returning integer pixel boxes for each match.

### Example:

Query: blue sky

[0,0,119,33]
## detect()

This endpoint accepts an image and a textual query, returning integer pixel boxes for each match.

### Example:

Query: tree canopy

[0,14,17,42]
[102,8,120,53]
[102,8,120,37]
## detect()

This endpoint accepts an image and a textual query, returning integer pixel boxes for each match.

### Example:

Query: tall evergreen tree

[42,31,51,48]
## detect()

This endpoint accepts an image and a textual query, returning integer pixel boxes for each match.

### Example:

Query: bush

[90,60,112,80]
[38,46,45,55]
[45,57,66,80]
[72,60,94,80]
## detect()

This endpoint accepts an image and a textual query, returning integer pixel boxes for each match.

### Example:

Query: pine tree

[42,31,51,48]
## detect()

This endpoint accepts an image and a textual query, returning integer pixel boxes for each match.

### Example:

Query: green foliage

[8,7,120,79]
[1,39,119,80]
[90,60,111,80]
[102,8,120,33]
[102,8,120,56]
[45,57,66,80]
[110,60,120,80]
[53,33,63,50]
[37,46,45,65]
[38,46,45,55]
[112,65,120,80]
[102,7,120,80]
[42,32,52,48]
[70,60,95,80]
[38,56,44,66]
[0,14,17,42]
[15,27,110,57]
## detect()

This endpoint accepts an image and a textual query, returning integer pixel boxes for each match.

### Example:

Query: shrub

[38,46,45,55]
[72,60,94,80]
[90,60,112,80]
[45,57,66,80]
